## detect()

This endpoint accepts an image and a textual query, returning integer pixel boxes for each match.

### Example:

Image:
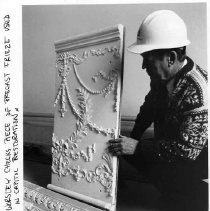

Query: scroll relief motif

[24,186,84,211]
[54,46,120,118]
[52,139,113,197]
[52,47,121,197]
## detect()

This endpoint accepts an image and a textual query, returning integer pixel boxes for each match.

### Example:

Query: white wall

[23,3,207,117]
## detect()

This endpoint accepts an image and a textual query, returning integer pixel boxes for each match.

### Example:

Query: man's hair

[149,46,186,62]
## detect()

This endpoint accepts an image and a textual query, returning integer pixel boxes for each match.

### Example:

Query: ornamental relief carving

[52,134,96,164]
[52,148,113,196]
[54,46,120,118]
[24,201,43,211]
[56,47,120,65]
[52,46,120,197]
[24,186,83,211]
[55,86,115,144]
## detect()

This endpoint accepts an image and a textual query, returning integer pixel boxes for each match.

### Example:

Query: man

[108,10,208,211]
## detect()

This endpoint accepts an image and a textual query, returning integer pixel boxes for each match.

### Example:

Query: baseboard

[23,112,135,128]
[24,112,54,127]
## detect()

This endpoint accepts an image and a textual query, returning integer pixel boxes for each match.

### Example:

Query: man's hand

[108,135,139,156]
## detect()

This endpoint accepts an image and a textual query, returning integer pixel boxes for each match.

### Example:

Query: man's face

[141,51,169,81]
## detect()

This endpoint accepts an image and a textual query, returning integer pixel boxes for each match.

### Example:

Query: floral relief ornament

[52,47,120,196]
[51,133,113,196]
[54,55,70,117]
[52,146,113,197]
[58,86,115,144]
[24,186,83,211]
[54,53,116,141]
[51,134,97,173]
[55,46,120,118]
[52,88,114,195]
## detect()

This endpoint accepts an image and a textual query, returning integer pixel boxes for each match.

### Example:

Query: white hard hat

[128,10,190,54]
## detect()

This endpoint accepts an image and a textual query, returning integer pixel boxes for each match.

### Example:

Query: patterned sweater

[130,57,208,167]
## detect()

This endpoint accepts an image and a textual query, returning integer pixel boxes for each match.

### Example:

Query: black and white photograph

[1,1,209,211]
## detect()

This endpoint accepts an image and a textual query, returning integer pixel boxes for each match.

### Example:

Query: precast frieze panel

[47,25,124,211]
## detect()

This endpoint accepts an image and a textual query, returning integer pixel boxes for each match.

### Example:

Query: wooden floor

[24,159,161,211]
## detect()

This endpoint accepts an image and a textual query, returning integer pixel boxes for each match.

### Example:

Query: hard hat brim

[127,40,191,54]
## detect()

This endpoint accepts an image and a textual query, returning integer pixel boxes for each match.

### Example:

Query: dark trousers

[121,154,208,211]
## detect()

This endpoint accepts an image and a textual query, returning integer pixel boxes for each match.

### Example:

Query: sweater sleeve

[135,110,208,164]
[135,68,208,163]
[158,111,207,162]
[130,90,154,141]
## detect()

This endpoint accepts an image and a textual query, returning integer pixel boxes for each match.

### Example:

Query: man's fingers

[108,144,121,150]
[108,143,122,152]
[107,136,126,156]
[108,138,121,143]
[109,142,120,147]
[108,146,122,156]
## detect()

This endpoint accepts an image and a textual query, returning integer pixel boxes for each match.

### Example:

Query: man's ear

[168,51,177,66]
